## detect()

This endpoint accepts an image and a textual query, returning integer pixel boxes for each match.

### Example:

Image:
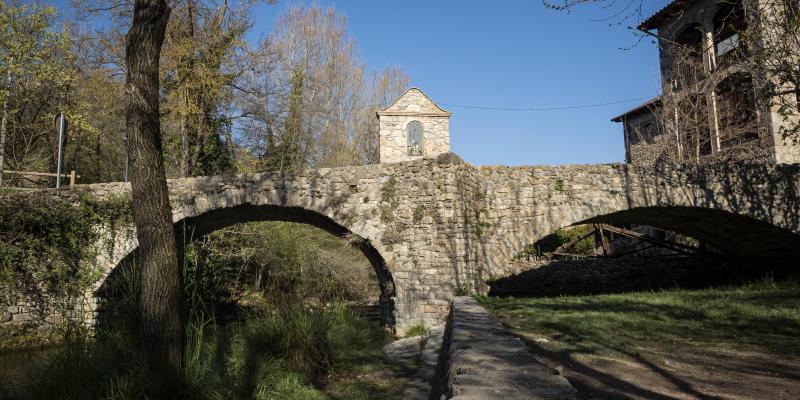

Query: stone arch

[486,200,800,297]
[97,203,398,330]
[540,203,797,266]
[477,163,800,281]
[577,205,800,267]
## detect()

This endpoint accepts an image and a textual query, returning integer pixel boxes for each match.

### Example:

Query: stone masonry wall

[431,297,577,399]
[4,156,799,338]
[378,114,449,163]
[378,88,451,163]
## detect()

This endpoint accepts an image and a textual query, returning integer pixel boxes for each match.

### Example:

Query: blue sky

[250,0,671,166]
[49,0,671,166]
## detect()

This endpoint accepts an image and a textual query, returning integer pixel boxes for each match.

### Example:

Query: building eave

[376,111,452,117]
[611,96,662,122]
[376,87,451,118]
[639,0,695,31]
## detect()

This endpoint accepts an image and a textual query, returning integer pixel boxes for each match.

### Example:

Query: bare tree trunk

[180,113,189,177]
[0,60,13,187]
[124,0,183,371]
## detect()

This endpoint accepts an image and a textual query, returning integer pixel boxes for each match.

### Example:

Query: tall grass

[4,304,388,400]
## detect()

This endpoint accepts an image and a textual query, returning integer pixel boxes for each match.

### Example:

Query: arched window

[673,23,704,87]
[715,73,758,148]
[713,1,747,64]
[407,121,423,156]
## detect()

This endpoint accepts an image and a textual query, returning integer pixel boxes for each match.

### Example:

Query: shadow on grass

[480,279,800,399]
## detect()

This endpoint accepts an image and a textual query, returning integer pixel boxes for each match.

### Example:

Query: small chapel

[376,88,451,163]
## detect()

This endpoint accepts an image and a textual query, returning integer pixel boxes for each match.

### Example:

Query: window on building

[407,121,423,156]
[673,24,704,87]
[715,73,759,148]
[713,1,747,65]
[677,95,712,159]
[796,85,800,110]
[640,122,657,141]
[716,33,740,56]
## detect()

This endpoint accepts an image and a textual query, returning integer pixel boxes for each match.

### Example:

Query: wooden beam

[597,224,700,255]
[545,226,598,259]
[551,251,594,258]
[2,170,80,179]
[595,224,610,256]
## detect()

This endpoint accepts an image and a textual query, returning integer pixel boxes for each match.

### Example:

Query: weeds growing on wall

[0,193,132,326]
[517,224,597,259]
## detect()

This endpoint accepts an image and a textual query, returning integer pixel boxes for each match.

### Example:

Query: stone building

[613,0,800,165]
[377,88,451,163]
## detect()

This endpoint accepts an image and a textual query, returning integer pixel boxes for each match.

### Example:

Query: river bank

[0,304,410,400]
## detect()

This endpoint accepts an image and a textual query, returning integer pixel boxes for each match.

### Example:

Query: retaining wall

[431,297,577,400]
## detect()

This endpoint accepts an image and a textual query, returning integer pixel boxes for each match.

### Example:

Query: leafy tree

[0,1,75,186]
[161,0,256,177]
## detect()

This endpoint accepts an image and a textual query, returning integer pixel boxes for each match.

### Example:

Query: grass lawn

[479,278,800,399]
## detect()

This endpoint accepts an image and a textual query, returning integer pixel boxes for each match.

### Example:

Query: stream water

[0,347,52,395]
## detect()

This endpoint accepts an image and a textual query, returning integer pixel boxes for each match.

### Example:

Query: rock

[384,336,423,362]
[436,152,464,165]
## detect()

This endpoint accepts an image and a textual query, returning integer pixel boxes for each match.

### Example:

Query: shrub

[404,323,428,338]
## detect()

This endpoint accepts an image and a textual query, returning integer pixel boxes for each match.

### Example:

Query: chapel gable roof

[377,88,452,117]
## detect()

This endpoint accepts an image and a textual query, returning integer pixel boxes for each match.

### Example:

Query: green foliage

[412,204,425,224]
[473,221,492,238]
[531,224,596,256]
[378,176,404,247]
[0,193,132,318]
[237,304,335,383]
[403,323,428,338]
[0,1,109,184]
[471,189,490,238]
[454,284,473,296]
[380,229,403,247]
[553,179,565,192]
[7,305,394,400]
[517,244,540,260]
[380,176,397,203]
[184,221,379,311]
[379,205,394,223]
[261,67,307,172]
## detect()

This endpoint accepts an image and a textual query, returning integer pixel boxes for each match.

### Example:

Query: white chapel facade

[377,88,451,163]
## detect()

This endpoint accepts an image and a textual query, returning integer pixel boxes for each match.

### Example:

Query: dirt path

[518,337,800,400]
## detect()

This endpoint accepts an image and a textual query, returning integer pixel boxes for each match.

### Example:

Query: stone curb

[432,297,577,400]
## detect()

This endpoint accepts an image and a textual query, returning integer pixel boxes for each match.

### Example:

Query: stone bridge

[58,155,800,333]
